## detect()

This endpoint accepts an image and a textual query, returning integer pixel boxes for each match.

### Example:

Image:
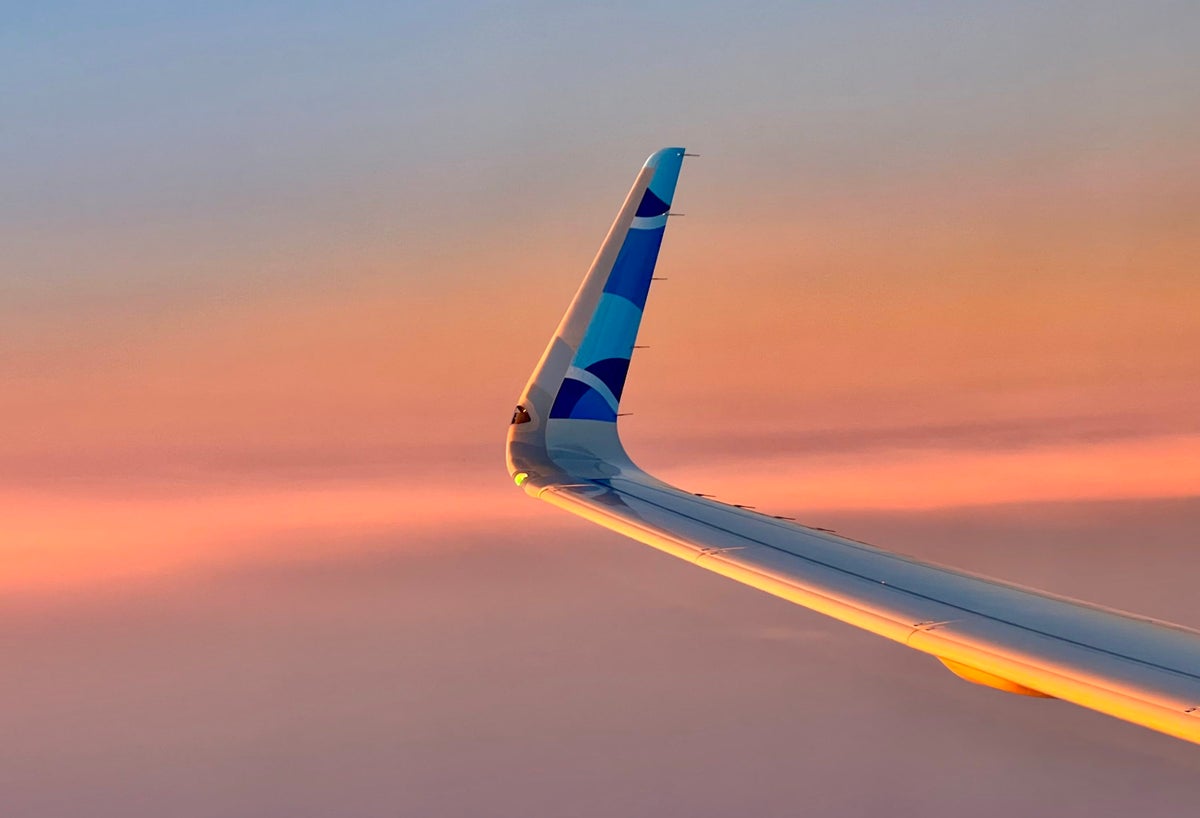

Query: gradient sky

[3,2,1200,814]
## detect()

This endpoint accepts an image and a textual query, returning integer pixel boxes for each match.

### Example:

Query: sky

[3,1,1200,814]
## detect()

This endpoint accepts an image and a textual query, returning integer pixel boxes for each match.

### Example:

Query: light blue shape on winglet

[575,292,644,370]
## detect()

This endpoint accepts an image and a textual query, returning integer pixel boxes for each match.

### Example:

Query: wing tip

[643,146,687,169]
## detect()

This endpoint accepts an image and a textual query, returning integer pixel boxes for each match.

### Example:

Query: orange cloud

[653,433,1200,513]
[0,475,524,595]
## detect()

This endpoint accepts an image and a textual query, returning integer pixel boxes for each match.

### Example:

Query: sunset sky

[3,2,1200,814]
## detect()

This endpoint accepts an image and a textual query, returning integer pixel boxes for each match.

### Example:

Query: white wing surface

[505,147,1200,744]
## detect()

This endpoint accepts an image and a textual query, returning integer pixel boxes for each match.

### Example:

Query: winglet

[507,148,687,490]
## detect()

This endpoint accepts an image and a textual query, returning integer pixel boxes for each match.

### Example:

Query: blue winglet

[549,148,685,420]
[507,148,688,485]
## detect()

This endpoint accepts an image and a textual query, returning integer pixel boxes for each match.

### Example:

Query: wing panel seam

[593,478,1200,685]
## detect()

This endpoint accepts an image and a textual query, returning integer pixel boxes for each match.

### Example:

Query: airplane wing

[505,147,1200,745]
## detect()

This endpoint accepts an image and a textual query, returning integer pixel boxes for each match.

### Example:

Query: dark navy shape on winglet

[635,189,670,217]
[585,357,632,402]
[549,379,618,422]
[549,378,592,418]
[569,387,618,422]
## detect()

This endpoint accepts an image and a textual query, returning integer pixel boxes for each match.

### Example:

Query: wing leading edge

[505,148,1200,745]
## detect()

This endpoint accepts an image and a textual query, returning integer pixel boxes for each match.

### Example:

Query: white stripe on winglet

[631,213,668,230]
[565,365,620,412]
